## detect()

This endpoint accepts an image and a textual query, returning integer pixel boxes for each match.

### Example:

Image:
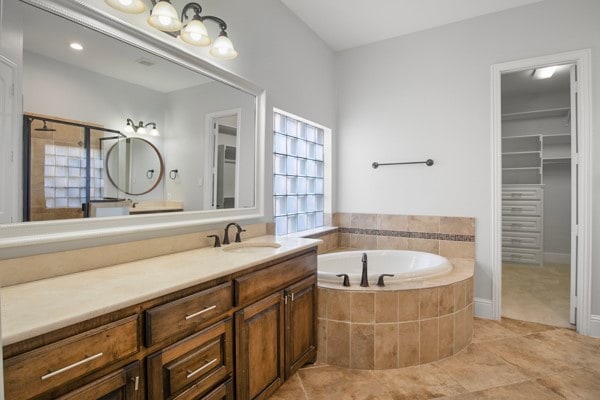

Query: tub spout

[360,252,369,287]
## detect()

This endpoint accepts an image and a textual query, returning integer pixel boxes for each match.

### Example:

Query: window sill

[278,226,338,239]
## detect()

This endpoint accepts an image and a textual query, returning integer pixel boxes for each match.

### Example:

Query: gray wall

[334,0,600,314]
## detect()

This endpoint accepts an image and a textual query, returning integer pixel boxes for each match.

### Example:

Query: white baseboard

[543,252,570,264]
[474,297,495,319]
[590,315,600,338]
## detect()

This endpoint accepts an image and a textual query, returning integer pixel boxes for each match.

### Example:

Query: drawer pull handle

[186,358,218,379]
[41,352,103,380]
[185,305,217,320]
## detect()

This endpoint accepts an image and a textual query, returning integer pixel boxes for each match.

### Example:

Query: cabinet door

[285,275,317,378]
[235,292,285,400]
[56,361,141,400]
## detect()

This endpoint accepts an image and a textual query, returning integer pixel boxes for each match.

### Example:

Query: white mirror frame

[0,0,266,258]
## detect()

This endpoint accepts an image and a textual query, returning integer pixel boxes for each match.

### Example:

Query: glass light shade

[136,126,147,135]
[149,127,160,136]
[147,1,182,32]
[209,35,238,60]
[180,19,211,46]
[123,122,135,134]
[105,0,146,14]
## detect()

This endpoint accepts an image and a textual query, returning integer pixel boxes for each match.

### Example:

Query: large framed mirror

[0,0,266,257]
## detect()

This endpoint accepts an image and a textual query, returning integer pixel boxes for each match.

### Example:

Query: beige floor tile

[502,263,573,328]
[269,373,307,400]
[499,317,556,336]
[438,380,562,399]
[525,329,600,371]
[298,366,393,400]
[479,335,573,379]
[536,367,600,400]
[472,318,518,343]
[433,343,528,392]
[372,364,467,399]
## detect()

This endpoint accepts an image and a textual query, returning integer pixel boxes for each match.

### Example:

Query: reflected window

[273,110,328,235]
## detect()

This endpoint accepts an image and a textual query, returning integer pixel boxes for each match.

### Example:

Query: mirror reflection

[19,1,256,221]
[105,137,164,196]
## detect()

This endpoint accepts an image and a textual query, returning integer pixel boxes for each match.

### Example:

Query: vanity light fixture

[105,0,238,60]
[124,118,160,136]
[532,66,558,79]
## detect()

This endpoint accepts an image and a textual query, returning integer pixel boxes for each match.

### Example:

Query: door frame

[490,49,593,334]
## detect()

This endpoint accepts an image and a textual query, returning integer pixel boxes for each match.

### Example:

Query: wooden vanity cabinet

[3,247,317,400]
[234,251,318,400]
[55,361,141,400]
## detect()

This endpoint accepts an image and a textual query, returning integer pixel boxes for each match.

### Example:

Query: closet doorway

[501,64,575,328]
[492,50,593,335]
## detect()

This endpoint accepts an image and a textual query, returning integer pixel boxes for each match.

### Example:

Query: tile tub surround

[317,276,474,370]
[334,213,475,258]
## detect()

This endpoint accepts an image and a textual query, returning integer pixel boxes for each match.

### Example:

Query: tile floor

[502,263,572,328]
[270,317,600,400]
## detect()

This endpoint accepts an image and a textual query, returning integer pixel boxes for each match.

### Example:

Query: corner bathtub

[316,250,474,370]
[318,250,452,287]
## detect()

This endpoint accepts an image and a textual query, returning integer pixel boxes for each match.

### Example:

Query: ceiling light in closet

[532,66,558,79]
[105,0,146,13]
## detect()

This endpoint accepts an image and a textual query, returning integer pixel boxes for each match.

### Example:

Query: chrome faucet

[360,252,369,287]
[223,222,246,244]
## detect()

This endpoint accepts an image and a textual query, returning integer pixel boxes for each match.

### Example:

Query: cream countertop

[1,235,320,346]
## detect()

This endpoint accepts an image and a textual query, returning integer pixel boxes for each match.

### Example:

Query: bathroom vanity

[1,238,318,400]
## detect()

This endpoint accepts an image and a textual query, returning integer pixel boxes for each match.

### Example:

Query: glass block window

[274,111,325,235]
[43,144,104,208]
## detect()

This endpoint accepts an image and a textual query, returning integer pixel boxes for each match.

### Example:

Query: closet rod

[372,159,434,169]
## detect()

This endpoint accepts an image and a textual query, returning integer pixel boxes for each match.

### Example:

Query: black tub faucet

[360,252,369,287]
[223,222,246,244]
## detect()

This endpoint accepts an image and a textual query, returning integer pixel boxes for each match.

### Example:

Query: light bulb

[104,0,146,14]
[180,18,211,46]
[209,34,238,60]
[123,122,135,134]
[147,1,182,32]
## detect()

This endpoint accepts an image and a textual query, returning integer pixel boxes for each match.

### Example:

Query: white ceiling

[502,65,571,97]
[280,0,544,51]
[22,3,212,93]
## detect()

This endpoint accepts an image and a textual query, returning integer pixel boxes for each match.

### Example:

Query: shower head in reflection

[34,120,56,132]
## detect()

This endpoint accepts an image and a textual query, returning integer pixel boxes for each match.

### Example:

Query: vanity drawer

[502,248,542,264]
[502,200,541,217]
[146,282,232,346]
[502,217,541,233]
[502,187,543,200]
[502,232,541,249]
[4,315,139,400]
[234,251,317,306]
[147,318,233,400]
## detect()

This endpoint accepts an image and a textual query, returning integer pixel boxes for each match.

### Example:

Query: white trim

[543,252,571,264]
[0,0,267,256]
[203,108,243,210]
[491,49,593,335]
[474,298,494,319]
[590,315,600,338]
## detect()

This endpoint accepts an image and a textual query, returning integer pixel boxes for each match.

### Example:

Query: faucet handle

[376,274,394,287]
[336,274,351,287]
[207,235,221,248]
[235,228,247,243]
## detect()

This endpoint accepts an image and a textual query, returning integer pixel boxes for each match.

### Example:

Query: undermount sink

[222,242,282,253]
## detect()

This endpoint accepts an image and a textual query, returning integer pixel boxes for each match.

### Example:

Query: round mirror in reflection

[105,138,164,195]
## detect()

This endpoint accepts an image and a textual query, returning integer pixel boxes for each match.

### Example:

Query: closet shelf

[502,167,541,171]
[502,151,541,156]
[543,157,570,164]
[502,107,570,121]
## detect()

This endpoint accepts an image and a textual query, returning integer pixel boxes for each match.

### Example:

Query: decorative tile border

[338,227,475,242]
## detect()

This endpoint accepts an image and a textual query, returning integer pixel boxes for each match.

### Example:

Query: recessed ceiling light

[532,66,558,79]
[69,42,83,51]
